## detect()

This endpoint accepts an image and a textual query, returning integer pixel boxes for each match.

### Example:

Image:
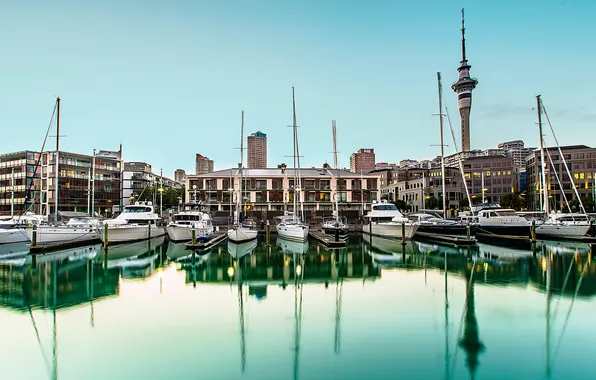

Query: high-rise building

[195,154,214,175]
[0,151,42,216]
[122,162,183,207]
[498,140,535,171]
[451,8,478,152]
[247,131,267,169]
[350,149,376,174]
[174,169,186,184]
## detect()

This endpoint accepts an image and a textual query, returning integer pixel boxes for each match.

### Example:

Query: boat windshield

[174,214,202,221]
[124,206,151,213]
[373,204,397,211]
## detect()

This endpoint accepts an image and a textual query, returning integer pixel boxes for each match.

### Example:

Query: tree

[459,198,470,210]
[425,196,440,210]
[393,199,409,211]
[569,196,595,212]
[500,192,525,211]
[132,186,183,210]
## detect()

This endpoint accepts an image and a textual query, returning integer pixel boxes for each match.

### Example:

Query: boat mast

[292,87,303,223]
[332,120,340,218]
[537,95,549,214]
[54,97,60,223]
[238,110,245,223]
[437,73,447,219]
[11,168,14,217]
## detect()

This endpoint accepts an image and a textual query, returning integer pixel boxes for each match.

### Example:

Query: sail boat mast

[437,73,447,218]
[54,97,61,223]
[292,87,304,222]
[332,120,340,218]
[536,95,549,214]
[238,111,245,223]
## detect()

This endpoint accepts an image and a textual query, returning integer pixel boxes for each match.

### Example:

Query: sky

[1,0,595,178]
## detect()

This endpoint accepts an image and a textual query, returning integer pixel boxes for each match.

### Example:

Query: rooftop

[188,167,379,178]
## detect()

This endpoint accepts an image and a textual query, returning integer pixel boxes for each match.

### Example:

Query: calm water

[0,235,594,380]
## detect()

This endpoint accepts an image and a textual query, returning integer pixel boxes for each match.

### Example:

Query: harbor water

[0,235,594,380]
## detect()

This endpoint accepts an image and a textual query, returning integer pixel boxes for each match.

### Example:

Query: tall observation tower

[451,8,478,152]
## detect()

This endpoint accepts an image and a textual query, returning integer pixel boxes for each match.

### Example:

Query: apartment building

[0,151,42,215]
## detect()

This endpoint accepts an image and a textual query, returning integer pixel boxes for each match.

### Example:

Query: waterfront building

[185,166,379,217]
[195,154,214,175]
[350,148,375,174]
[451,8,478,152]
[174,169,186,184]
[525,145,596,211]
[395,167,464,212]
[399,159,419,168]
[0,151,42,216]
[122,162,183,208]
[247,131,267,169]
[460,155,519,204]
[40,149,122,216]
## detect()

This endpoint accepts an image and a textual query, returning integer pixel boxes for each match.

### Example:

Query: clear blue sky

[1,0,594,178]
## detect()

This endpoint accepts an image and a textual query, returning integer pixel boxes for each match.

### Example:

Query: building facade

[0,151,42,216]
[195,154,214,175]
[247,131,267,169]
[174,169,186,184]
[40,149,122,216]
[526,145,596,211]
[122,162,183,208]
[185,167,380,215]
[396,167,464,212]
[460,155,518,204]
[451,9,478,152]
[350,148,376,174]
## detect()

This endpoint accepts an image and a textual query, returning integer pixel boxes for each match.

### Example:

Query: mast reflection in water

[0,236,594,380]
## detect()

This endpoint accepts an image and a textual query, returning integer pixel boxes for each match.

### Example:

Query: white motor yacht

[277,213,309,242]
[167,207,214,242]
[476,208,531,237]
[535,212,591,238]
[101,202,165,245]
[363,200,418,239]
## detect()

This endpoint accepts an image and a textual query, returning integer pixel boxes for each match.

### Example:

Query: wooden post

[103,223,108,250]
[148,222,151,239]
[466,222,471,241]
[335,227,339,242]
[401,221,406,245]
[531,219,536,243]
[191,228,196,246]
[31,224,37,247]
[266,222,270,246]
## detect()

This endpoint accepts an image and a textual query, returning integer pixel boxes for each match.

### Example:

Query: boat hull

[363,222,417,239]
[476,225,531,237]
[25,226,100,245]
[227,227,258,243]
[536,224,590,238]
[277,224,309,242]
[416,224,472,235]
[0,228,29,244]
[100,224,166,245]
[166,225,212,242]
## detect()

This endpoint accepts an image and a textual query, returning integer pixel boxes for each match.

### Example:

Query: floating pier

[29,238,101,254]
[185,231,227,251]
[413,231,476,247]
[309,230,347,248]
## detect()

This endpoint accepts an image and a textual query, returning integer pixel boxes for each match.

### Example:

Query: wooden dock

[185,231,227,251]
[29,238,102,254]
[413,231,476,247]
[309,230,347,248]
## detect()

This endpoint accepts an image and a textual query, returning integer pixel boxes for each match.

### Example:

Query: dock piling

[148,223,151,239]
[531,220,536,243]
[103,224,108,250]
[32,224,37,247]
[466,222,471,241]
[266,222,271,246]
[191,228,196,245]
[401,221,406,245]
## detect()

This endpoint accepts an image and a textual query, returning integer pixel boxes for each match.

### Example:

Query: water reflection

[0,236,593,379]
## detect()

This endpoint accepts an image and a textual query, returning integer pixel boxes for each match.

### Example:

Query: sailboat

[25,98,101,245]
[321,120,349,240]
[533,96,591,239]
[277,88,309,242]
[227,111,258,244]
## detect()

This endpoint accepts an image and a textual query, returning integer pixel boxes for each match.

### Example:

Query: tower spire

[452,7,478,152]
[461,8,466,62]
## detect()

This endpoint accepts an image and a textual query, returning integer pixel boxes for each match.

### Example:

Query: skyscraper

[195,154,214,174]
[247,131,267,169]
[350,149,376,174]
[451,8,478,152]
[174,169,186,184]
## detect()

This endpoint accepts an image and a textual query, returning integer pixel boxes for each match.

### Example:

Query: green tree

[569,196,595,212]
[459,198,470,210]
[500,192,525,211]
[425,196,440,210]
[393,199,409,211]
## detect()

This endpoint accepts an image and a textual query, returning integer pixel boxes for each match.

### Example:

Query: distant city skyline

[1,0,594,176]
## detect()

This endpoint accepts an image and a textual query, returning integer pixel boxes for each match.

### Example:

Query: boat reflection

[97,236,166,279]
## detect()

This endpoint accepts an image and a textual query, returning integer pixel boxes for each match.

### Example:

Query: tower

[451,8,478,152]
[247,131,267,169]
